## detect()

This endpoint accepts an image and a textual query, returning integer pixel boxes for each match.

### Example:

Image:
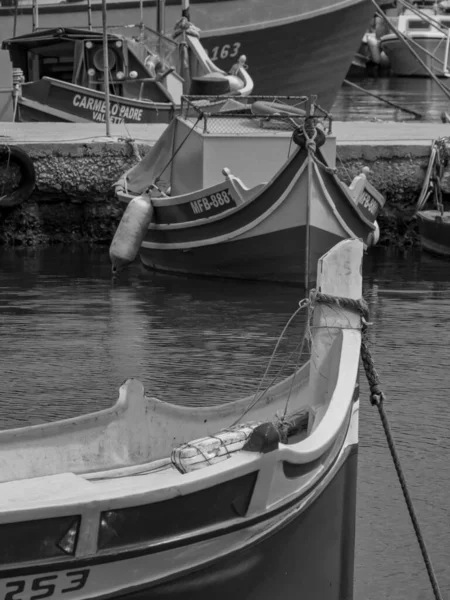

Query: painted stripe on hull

[98,448,358,600]
[145,148,308,245]
[140,224,344,285]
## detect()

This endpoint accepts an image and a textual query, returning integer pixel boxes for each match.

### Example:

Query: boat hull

[110,448,358,600]
[199,0,375,108]
[0,0,375,110]
[16,78,174,124]
[0,445,358,600]
[417,210,450,257]
[140,223,344,285]
[381,34,450,76]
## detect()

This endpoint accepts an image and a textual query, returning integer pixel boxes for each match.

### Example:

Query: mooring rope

[314,292,444,600]
[235,287,443,599]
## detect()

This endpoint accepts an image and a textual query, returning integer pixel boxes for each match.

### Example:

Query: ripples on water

[332,76,450,122]
[1,245,450,600]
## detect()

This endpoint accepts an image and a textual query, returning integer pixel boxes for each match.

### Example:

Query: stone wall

[335,143,431,249]
[0,139,432,248]
[0,140,148,246]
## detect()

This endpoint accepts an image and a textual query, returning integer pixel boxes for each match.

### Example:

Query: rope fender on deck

[314,291,443,600]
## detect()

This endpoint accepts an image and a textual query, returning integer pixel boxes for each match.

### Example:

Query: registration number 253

[0,569,90,600]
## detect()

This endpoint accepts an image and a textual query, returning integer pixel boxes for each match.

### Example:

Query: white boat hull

[381,32,450,76]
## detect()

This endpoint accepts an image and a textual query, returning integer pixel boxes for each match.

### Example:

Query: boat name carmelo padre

[73,95,144,123]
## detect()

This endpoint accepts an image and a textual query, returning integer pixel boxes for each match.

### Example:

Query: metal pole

[304,153,312,292]
[13,0,18,37]
[87,0,92,30]
[101,0,111,137]
[139,0,144,42]
[444,29,450,76]
[181,0,190,20]
[32,0,38,32]
[157,0,165,34]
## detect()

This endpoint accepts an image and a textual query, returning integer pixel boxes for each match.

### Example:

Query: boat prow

[111,96,385,285]
[0,238,364,600]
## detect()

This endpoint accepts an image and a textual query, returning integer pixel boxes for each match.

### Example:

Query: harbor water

[0,244,449,600]
[332,76,450,122]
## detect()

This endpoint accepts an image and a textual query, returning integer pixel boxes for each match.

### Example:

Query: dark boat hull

[200,1,375,109]
[140,224,343,286]
[104,447,358,600]
[417,210,450,257]
[17,78,174,124]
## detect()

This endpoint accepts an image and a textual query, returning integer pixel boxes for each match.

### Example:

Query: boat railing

[180,95,333,135]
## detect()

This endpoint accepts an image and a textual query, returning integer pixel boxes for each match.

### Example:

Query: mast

[101,0,111,137]
[32,0,39,32]
[181,0,190,20]
[157,0,165,35]
[87,0,92,30]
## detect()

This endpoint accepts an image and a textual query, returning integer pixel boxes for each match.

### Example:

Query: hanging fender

[0,145,36,208]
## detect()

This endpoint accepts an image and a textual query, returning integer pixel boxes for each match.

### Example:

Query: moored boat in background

[0,237,364,600]
[1,5,253,123]
[111,95,385,286]
[0,0,376,111]
[380,0,450,76]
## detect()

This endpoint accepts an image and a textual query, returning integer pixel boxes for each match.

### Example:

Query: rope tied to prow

[234,288,443,600]
[315,292,443,600]
[300,120,337,175]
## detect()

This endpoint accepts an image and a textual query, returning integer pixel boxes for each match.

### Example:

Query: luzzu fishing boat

[1,1,253,123]
[111,96,386,286]
[380,0,450,77]
[0,0,376,111]
[416,137,450,257]
[0,238,364,600]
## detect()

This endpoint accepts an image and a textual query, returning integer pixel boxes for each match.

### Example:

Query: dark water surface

[0,245,450,600]
[332,76,450,123]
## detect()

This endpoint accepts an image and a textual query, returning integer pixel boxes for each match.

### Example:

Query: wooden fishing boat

[416,137,450,257]
[1,2,253,123]
[111,96,385,287]
[0,0,376,111]
[0,238,364,600]
[380,0,450,77]
[416,210,450,256]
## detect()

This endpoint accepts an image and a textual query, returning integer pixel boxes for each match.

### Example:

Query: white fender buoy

[368,221,380,247]
[109,194,154,273]
[366,32,381,65]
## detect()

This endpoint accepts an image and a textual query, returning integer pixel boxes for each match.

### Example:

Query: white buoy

[109,194,154,273]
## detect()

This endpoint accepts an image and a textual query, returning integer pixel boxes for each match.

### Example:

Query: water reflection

[332,76,450,122]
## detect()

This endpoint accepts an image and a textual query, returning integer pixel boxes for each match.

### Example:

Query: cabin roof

[1,27,123,50]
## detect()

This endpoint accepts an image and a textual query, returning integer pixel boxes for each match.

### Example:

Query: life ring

[292,126,326,150]
[0,145,36,208]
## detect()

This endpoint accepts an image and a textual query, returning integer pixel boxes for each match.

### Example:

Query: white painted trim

[312,162,360,240]
[18,97,93,123]
[141,157,308,249]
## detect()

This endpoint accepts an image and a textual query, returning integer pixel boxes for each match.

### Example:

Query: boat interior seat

[0,367,313,483]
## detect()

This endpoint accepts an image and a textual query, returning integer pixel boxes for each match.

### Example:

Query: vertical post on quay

[101,0,111,137]
[87,0,93,31]
[181,0,190,20]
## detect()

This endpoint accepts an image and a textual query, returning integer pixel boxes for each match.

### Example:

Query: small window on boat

[0,515,81,564]
[440,20,450,27]
[407,20,431,30]
[97,472,258,551]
